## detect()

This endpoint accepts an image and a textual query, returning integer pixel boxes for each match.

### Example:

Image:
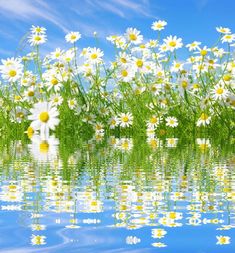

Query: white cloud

[0,0,69,32]
[72,0,156,19]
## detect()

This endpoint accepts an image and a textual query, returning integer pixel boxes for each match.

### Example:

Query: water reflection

[0,136,234,252]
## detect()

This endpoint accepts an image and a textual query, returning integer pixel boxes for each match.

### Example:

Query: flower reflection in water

[0,135,234,252]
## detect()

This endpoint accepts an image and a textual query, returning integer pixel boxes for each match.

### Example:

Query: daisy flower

[0,58,23,82]
[147,115,162,128]
[50,94,63,106]
[216,236,231,245]
[28,135,59,162]
[30,25,46,34]
[221,34,235,43]
[68,99,77,110]
[117,66,135,82]
[87,48,104,64]
[186,41,201,51]
[151,228,167,239]
[50,48,64,60]
[119,138,133,151]
[163,35,183,52]
[151,20,167,31]
[196,138,211,150]
[11,107,27,123]
[28,33,47,46]
[23,87,36,102]
[171,61,184,73]
[149,83,162,95]
[31,235,46,245]
[43,70,63,92]
[117,52,131,66]
[65,31,81,43]
[119,112,133,128]
[109,116,120,129]
[166,138,178,148]
[25,125,36,139]
[196,113,211,126]
[62,49,75,63]
[216,26,231,34]
[211,84,229,100]
[28,102,59,139]
[166,116,178,128]
[125,28,143,45]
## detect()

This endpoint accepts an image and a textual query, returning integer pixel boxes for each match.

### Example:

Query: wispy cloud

[0,0,69,32]
[72,0,157,19]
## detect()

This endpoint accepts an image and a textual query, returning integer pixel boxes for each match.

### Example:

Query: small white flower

[166,116,178,128]
[125,28,143,45]
[119,112,133,128]
[151,20,167,31]
[28,33,47,46]
[65,31,81,43]
[196,113,211,126]
[164,35,183,52]
[31,234,46,245]
[28,102,59,139]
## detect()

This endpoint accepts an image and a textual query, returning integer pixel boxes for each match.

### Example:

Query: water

[0,136,234,252]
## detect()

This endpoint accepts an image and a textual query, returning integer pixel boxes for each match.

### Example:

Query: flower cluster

[0,21,234,139]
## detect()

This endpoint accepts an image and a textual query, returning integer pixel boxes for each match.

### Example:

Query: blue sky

[0,0,235,58]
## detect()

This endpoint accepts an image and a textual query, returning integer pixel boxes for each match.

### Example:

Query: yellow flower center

[129,33,137,41]
[51,78,58,85]
[193,83,200,89]
[120,57,127,63]
[200,50,207,56]
[28,91,34,97]
[136,59,143,68]
[181,80,188,89]
[223,75,231,81]
[157,24,163,28]
[34,36,42,41]
[150,117,157,124]
[16,112,24,118]
[169,41,176,47]
[169,212,177,219]
[200,113,209,120]
[27,126,34,138]
[35,27,42,33]
[70,35,77,40]
[121,70,128,77]
[122,116,129,122]
[110,119,116,125]
[39,112,49,123]
[219,237,228,244]
[91,53,98,59]
[8,70,17,77]
[168,138,176,145]
[121,141,129,149]
[8,185,17,191]
[150,139,157,148]
[216,87,224,95]
[39,141,49,153]
[14,95,21,101]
